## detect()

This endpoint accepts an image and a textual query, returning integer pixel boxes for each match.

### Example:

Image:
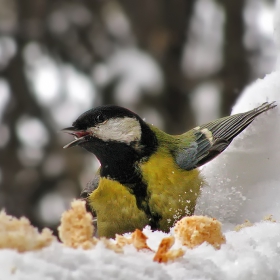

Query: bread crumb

[115,234,132,247]
[100,237,123,253]
[115,229,151,251]
[234,220,253,232]
[11,266,17,274]
[174,216,226,249]
[153,236,184,263]
[263,215,276,223]
[153,236,174,263]
[0,210,54,252]
[58,199,98,249]
[165,248,185,262]
[131,229,151,251]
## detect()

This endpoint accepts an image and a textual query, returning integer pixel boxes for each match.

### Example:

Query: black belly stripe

[90,138,161,229]
[124,181,162,230]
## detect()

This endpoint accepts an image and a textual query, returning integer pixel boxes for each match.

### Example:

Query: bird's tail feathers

[201,101,276,144]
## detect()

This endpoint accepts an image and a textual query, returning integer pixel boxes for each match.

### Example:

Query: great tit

[62,102,276,238]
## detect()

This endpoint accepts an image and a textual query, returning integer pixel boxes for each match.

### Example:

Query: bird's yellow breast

[88,177,149,238]
[140,148,203,231]
[88,146,203,238]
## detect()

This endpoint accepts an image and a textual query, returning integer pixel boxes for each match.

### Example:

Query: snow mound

[196,72,280,225]
[0,221,280,280]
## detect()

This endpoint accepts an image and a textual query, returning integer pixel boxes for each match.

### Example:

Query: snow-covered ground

[2,1,280,280]
[196,71,280,226]
[1,222,280,280]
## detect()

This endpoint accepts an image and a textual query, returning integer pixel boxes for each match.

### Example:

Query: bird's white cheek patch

[88,117,141,144]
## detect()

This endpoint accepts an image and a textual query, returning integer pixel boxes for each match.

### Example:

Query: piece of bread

[0,210,54,252]
[174,216,226,249]
[234,220,253,232]
[153,236,184,263]
[58,199,98,249]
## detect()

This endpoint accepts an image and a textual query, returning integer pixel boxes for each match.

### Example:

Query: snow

[196,71,280,225]
[1,223,280,280]
[275,0,280,69]
[2,1,280,279]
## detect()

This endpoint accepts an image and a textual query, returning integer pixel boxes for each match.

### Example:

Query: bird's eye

[96,114,104,123]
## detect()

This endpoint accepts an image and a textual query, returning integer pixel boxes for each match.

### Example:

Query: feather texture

[176,102,276,170]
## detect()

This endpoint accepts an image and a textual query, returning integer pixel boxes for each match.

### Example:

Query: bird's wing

[175,102,276,171]
[80,173,100,236]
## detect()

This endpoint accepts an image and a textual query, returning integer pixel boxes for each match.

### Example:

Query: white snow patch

[1,223,280,280]
[196,72,280,224]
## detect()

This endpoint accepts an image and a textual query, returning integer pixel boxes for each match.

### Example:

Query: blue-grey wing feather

[175,102,276,171]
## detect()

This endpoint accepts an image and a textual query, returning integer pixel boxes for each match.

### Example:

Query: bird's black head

[62,105,157,181]
[72,105,138,131]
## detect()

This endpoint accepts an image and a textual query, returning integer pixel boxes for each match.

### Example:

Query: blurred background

[0,0,277,234]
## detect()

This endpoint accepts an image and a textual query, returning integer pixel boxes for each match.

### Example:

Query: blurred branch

[0,0,84,230]
[1,45,42,217]
[218,0,250,115]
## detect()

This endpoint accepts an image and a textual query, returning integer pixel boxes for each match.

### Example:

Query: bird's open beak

[61,127,90,149]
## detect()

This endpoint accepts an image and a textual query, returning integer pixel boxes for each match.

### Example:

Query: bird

[62,102,276,238]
